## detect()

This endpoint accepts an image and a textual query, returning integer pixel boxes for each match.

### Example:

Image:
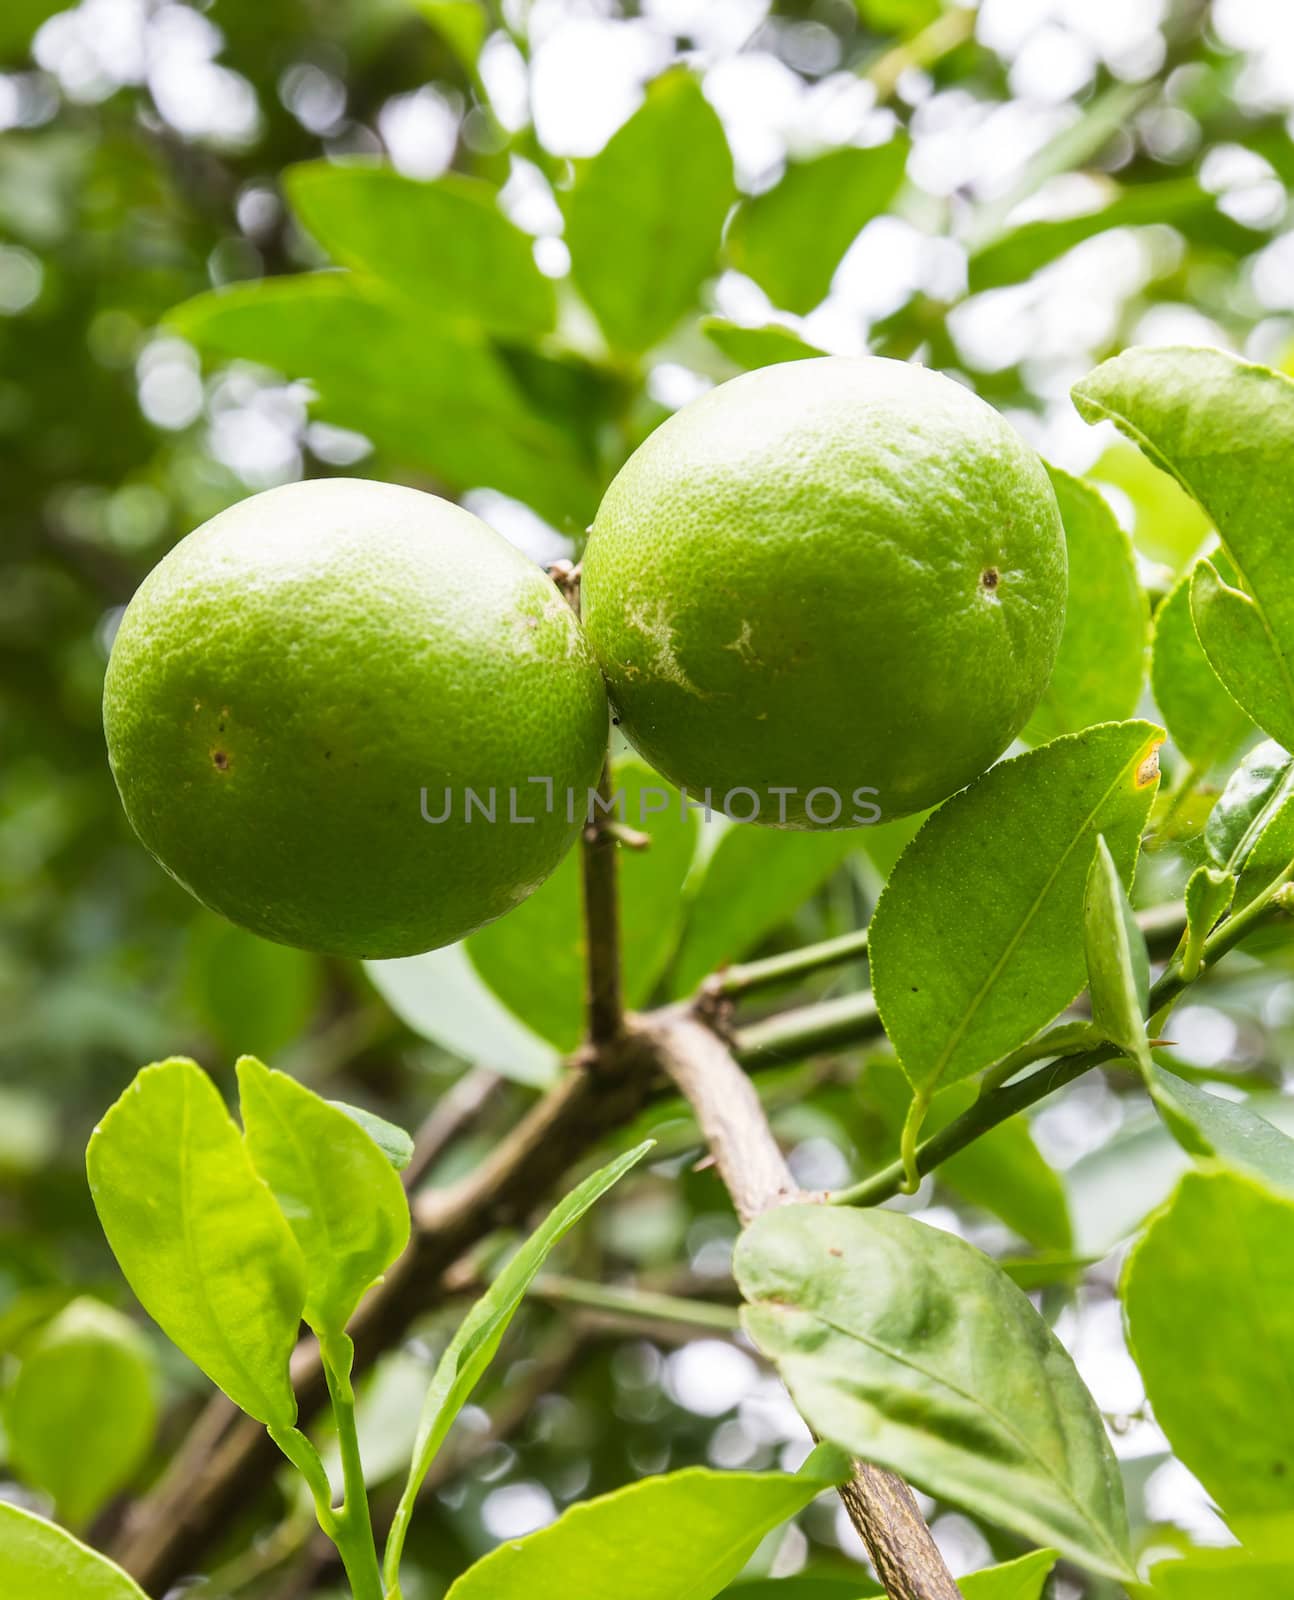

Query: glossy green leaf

[970,180,1250,294]
[565,70,734,353]
[1083,834,1152,1071]
[285,163,555,338]
[1151,568,1253,771]
[1192,557,1294,750]
[1024,468,1145,744]
[468,758,699,1051]
[365,943,561,1087]
[1123,1167,1294,1514]
[870,721,1162,1092]
[723,1577,879,1600]
[237,1057,410,1335]
[1180,863,1234,977]
[170,275,597,528]
[699,317,827,369]
[858,1060,1072,1251]
[1145,1066,1294,1198]
[1205,738,1294,908]
[385,1141,653,1589]
[736,1205,1132,1579]
[726,140,907,315]
[331,1100,415,1171]
[86,1058,306,1428]
[444,1465,838,1600]
[959,1552,1058,1600]
[5,1297,157,1527]
[0,1502,148,1599]
[412,0,486,71]
[723,1550,1055,1600]
[1073,347,1294,750]
[670,824,858,996]
[184,915,320,1063]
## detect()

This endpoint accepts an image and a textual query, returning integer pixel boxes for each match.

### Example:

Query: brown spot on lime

[980,566,1000,591]
[211,750,229,771]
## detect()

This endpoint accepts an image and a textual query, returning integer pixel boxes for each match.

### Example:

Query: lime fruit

[104,479,608,957]
[581,356,1066,826]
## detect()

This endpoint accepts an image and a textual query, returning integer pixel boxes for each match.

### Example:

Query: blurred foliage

[5,0,1294,1594]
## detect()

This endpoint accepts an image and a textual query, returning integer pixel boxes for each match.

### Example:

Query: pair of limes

[104,358,1066,958]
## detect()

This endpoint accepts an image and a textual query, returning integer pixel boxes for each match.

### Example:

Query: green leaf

[960,1551,1058,1600]
[736,1205,1132,1580]
[5,1298,157,1527]
[1123,1167,1294,1515]
[858,1060,1072,1251]
[1192,557,1294,751]
[184,915,321,1063]
[1083,834,1152,1071]
[170,275,597,528]
[869,721,1162,1092]
[670,825,858,996]
[1180,864,1235,978]
[1073,347,1294,751]
[385,1141,654,1589]
[969,180,1251,294]
[723,1552,1056,1600]
[365,943,561,1087]
[1151,568,1254,771]
[699,317,827,370]
[1024,467,1145,744]
[331,1100,415,1171]
[565,70,734,354]
[1149,1548,1294,1599]
[0,1501,148,1599]
[412,0,486,71]
[237,1057,410,1336]
[1145,1066,1294,1198]
[1205,738,1294,908]
[285,163,555,339]
[443,1466,838,1600]
[468,758,699,1051]
[726,140,907,316]
[723,1576,880,1600]
[86,1058,306,1428]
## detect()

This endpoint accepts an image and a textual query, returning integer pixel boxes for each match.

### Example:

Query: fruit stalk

[581,756,627,1046]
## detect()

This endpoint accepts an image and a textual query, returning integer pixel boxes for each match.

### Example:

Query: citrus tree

[7,5,1294,1600]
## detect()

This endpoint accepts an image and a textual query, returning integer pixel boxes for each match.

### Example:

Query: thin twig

[643,1012,964,1600]
[832,879,1292,1208]
[706,927,871,1001]
[404,1066,506,1190]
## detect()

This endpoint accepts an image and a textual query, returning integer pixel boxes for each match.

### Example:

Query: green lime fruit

[581,356,1066,827]
[104,479,608,957]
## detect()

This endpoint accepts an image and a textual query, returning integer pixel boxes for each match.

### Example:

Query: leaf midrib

[926,744,1147,1084]
[176,1074,280,1425]
[772,1299,1126,1568]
